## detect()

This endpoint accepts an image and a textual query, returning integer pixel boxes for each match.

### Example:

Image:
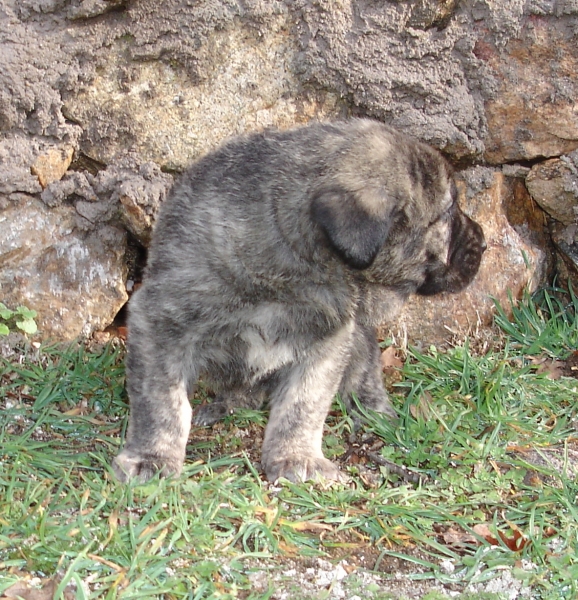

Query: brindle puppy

[113,119,485,484]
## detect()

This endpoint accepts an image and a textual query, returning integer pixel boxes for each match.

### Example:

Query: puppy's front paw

[263,454,345,484]
[112,450,184,484]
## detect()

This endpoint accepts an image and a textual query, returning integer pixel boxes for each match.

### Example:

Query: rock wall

[1,0,577,342]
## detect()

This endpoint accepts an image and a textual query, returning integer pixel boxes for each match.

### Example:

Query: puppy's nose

[481,238,488,252]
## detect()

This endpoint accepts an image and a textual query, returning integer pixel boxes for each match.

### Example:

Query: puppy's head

[310,122,486,295]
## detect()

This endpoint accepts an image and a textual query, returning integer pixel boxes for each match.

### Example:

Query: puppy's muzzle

[418,211,486,296]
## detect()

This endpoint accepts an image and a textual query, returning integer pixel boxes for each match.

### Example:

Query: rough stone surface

[387,168,550,345]
[2,0,578,340]
[479,10,578,164]
[1,137,50,200]
[295,0,489,160]
[525,150,578,281]
[526,151,578,225]
[63,16,345,171]
[41,155,174,245]
[0,198,128,340]
[550,221,578,282]
[31,145,75,189]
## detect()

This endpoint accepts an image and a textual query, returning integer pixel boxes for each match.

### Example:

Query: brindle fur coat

[113,119,485,484]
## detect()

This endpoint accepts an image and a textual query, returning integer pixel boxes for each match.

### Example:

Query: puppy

[113,119,485,484]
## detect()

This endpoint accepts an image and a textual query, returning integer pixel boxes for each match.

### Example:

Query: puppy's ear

[311,186,393,270]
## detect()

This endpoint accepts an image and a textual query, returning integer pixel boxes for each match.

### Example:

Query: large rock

[0,198,127,340]
[526,151,578,226]
[41,154,174,246]
[526,150,578,282]
[295,0,487,160]
[385,167,550,346]
[550,221,578,282]
[4,1,578,169]
[59,3,344,171]
[1,0,575,342]
[478,10,578,164]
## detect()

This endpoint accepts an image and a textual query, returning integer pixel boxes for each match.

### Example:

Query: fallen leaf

[529,355,564,380]
[63,399,89,416]
[499,529,529,551]
[281,520,334,533]
[101,509,120,550]
[438,525,478,547]
[87,553,125,572]
[472,523,499,545]
[253,506,334,532]
[473,523,529,551]
[438,523,530,553]
[98,325,128,341]
[1,578,75,600]
[409,391,432,421]
[277,540,299,555]
[543,526,558,538]
[380,346,404,371]
[253,506,279,527]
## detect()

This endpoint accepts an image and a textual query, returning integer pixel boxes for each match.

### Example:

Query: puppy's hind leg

[340,322,397,421]
[113,292,195,483]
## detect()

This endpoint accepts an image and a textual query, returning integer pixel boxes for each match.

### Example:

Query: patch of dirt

[240,552,536,599]
[560,350,578,378]
[243,554,457,600]
[0,576,76,600]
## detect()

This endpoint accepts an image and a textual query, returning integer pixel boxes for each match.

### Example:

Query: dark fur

[113,119,485,484]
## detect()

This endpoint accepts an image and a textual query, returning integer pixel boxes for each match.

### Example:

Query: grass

[0,287,577,599]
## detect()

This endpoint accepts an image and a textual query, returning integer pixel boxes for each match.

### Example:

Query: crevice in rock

[125,232,148,293]
[501,155,569,170]
[67,0,129,22]
[107,232,148,332]
[160,164,183,176]
[110,299,129,329]
[69,152,107,176]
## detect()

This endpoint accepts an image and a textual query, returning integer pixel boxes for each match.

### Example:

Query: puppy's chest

[356,285,409,326]
[231,300,350,375]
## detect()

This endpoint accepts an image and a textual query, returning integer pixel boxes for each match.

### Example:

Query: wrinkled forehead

[415,148,454,202]
[330,127,455,218]
[406,152,455,223]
